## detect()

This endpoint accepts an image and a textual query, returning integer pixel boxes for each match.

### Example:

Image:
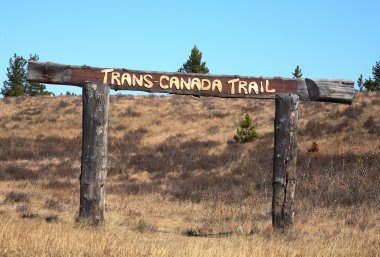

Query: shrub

[234,113,258,143]
[20,212,39,219]
[108,182,159,195]
[3,191,30,203]
[128,138,220,175]
[44,198,64,212]
[341,105,364,119]
[296,152,380,208]
[299,119,334,138]
[119,107,141,118]
[136,219,158,233]
[16,205,30,213]
[0,164,37,181]
[56,100,70,110]
[45,215,59,223]
[364,116,380,136]
[307,141,319,154]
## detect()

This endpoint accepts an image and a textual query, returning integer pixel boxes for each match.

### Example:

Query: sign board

[27,62,354,103]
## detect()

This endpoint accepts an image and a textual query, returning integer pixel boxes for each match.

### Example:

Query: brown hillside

[0,92,379,256]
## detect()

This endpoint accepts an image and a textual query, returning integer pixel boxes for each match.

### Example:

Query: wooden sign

[26,60,355,228]
[27,62,354,104]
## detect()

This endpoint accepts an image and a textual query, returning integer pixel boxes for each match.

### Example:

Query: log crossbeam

[27,61,354,104]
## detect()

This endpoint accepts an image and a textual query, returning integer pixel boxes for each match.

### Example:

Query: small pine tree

[1,54,27,97]
[178,45,209,74]
[362,61,380,91]
[234,113,258,143]
[357,74,364,92]
[1,53,52,97]
[66,91,76,96]
[292,65,303,78]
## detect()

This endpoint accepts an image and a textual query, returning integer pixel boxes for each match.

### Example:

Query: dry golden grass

[0,92,379,256]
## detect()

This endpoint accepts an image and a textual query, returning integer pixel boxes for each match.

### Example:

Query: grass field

[0,92,379,256]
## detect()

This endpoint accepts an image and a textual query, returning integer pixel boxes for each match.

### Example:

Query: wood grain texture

[272,93,299,229]
[79,82,110,225]
[27,61,354,104]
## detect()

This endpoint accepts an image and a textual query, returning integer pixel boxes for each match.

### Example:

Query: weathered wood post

[272,93,299,229]
[79,82,110,225]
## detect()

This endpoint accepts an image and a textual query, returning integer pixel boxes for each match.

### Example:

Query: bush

[0,164,37,181]
[234,113,258,143]
[3,191,30,203]
[364,116,380,136]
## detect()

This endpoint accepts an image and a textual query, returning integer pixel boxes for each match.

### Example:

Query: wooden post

[272,93,299,229]
[79,82,110,225]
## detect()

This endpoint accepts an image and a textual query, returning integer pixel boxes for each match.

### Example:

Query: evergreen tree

[178,45,209,74]
[234,113,258,143]
[357,74,364,92]
[362,61,380,91]
[1,54,27,97]
[292,65,303,78]
[1,53,52,97]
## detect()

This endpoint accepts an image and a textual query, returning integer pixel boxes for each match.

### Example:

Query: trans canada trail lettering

[100,69,276,95]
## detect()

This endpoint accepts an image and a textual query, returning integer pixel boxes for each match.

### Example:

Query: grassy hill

[0,92,379,256]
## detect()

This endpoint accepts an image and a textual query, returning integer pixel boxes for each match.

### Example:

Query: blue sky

[1,0,379,95]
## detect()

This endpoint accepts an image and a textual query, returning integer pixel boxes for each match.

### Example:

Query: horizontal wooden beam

[27,61,354,104]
